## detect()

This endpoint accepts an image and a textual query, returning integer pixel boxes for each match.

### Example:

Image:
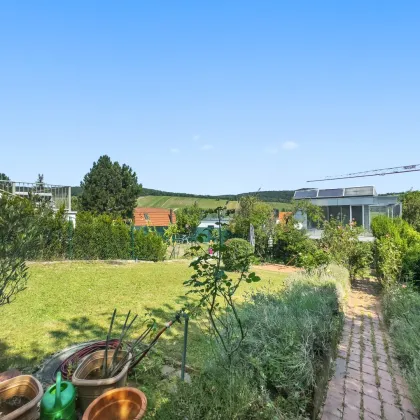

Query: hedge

[72,212,167,261]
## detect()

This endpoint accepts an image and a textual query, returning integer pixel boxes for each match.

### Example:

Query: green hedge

[72,212,167,261]
[157,265,349,419]
[222,238,253,271]
[382,284,420,411]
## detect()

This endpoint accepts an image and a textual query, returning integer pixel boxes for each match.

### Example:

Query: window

[351,206,363,227]
[144,213,150,221]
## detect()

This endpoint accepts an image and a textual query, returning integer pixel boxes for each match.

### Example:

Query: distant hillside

[140,188,294,203]
[137,195,292,211]
[72,185,295,210]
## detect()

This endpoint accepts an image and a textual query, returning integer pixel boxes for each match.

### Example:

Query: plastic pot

[82,387,147,420]
[71,350,132,413]
[0,375,43,420]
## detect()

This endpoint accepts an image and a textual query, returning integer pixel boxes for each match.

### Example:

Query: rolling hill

[137,195,292,210]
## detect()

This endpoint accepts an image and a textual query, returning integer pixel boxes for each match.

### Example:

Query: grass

[0,261,287,372]
[382,283,420,411]
[137,195,292,210]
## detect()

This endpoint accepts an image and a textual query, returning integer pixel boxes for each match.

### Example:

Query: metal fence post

[181,313,189,381]
[68,222,73,260]
[131,224,135,260]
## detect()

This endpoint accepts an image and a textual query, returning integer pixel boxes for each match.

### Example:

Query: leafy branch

[183,207,260,363]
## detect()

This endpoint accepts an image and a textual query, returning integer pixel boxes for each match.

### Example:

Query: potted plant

[82,387,147,420]
[0,375,43,420]
[72,310,156,412]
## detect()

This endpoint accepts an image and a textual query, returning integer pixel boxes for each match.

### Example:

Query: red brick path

[321,278,418,420]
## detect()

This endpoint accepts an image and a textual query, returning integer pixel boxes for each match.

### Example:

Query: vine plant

[184,207,261,364]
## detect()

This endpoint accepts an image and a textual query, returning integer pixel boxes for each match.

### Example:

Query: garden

[2,161,420,419]
[0,190,351,419]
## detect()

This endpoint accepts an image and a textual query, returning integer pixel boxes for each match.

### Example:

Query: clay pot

[0,375,43,420]
[82,387,147,420]
[71,350,132,413]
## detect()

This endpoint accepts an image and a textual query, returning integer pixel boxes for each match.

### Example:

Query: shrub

[230,196,275,259]
[382,284,420,411]
[273,220,323,267]
[373,235,403,287]
[222,238,253,271]
[134,229,167,262]
[159,265,349,419]
[371,216,420,285]
[0,194,38,305]
[321,219,372,280]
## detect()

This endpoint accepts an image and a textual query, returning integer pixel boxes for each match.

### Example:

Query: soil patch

[256,263,301,273]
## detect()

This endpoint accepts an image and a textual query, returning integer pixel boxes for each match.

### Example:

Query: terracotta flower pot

[71,349,132,413]
[0,375,43,420]
[82,387,147,420]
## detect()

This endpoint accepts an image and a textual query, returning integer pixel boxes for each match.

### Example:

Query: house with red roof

[133,207,176,228]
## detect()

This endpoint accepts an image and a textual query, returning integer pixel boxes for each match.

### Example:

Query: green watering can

[40,372,77,420]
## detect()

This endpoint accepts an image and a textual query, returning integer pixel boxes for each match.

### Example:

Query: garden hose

[55,339,120,381]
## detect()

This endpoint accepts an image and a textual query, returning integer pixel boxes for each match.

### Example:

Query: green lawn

[0,261,287,372]
[137,195,292,210]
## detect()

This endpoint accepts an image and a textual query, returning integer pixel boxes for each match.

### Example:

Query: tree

[176,202,202,234]
[0,173,10,181]
[291,199,325,227]
[0,195,38,306]
[401,191,420,232]
[230,196,274,257]
[80,155,142,218]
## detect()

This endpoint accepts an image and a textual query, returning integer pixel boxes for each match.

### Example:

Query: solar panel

[294,189,318,199]
[344,186,375,197]
[317,188,344,198]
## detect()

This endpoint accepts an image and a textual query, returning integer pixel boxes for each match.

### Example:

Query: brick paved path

[321,278,418,420]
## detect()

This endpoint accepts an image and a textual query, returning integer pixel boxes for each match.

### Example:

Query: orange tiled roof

[134,207,176,227]
[279,212,292,223]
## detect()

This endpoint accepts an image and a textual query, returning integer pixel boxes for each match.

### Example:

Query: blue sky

[1,1,420,195]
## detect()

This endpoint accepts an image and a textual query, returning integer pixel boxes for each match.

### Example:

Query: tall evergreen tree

[80,155,142,218]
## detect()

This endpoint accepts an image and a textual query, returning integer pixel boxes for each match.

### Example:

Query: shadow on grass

[0,340,44,373]
[0,296,208,376]
[48,315,109,344]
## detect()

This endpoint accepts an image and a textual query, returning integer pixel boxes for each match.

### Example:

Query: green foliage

[157,365,281,420]
[0,173,10,181]
[72,212,130,259]
[371,215,420,249]
[401,191,420,232]
[374,236,403,287]
[371,215,420,284]
[291,199,325,227]
[321,219,372,280]
[133,229,167,262]
[222,238,253,271]
[80,155,142,218]
[140,187,295,203]
[382,283,420,411]
[0,195,38,306]
[31,205,69,260]
[163,265,349,419]
[72,213,166,261]
[230,196,274,258]
[273,218,324,267]
[185,209,261,362]
[175,202,202,234]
